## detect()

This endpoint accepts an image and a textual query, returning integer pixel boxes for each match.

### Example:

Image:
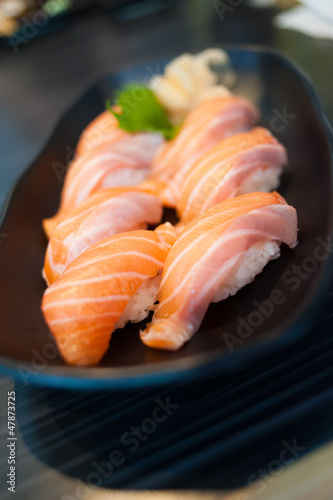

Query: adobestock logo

[269,106,297,133]
[223,234,333,353]
[60,396,180,500]
[213,0,244,21]
[246,439,307,497]
[8,0,70,54]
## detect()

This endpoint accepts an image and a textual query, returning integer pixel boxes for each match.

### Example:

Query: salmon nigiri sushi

[76,110,127,158]
[140,192,298,351]
[177,127,287,224]
[43,132,164,238]
[143,95,259,207]
[43,187,163,286]
[42,223,177,366]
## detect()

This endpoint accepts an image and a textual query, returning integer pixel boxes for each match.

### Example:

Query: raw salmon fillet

[76,110,127,157]
[42,224,177,366]
[43,187,163,285]
[143,95,259,207]
[43,132,163,238]
[141,192,297,351]
[178,127,287,224]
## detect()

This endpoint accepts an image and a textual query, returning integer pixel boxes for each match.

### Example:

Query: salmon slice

[42,224,177,366]
[43,187,163,286]
[76,110,127,157]
[178,127,287,224]
[140,192,298,351]
[43,132,164,238]
[143,96,259,207]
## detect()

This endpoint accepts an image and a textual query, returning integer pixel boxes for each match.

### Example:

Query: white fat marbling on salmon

[43,190,163,284]
[141,193,297,351]
[42,228,177,366]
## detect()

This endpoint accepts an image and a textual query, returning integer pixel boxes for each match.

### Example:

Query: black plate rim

[0,43,333,389]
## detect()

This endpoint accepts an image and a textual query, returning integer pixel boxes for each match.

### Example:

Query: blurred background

[1,1,333,498]
[0,0,333,211]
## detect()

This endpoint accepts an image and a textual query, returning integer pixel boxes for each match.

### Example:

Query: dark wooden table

[1,2,333,499]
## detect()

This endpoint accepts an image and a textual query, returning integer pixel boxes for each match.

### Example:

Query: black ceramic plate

[0,45,332,388]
